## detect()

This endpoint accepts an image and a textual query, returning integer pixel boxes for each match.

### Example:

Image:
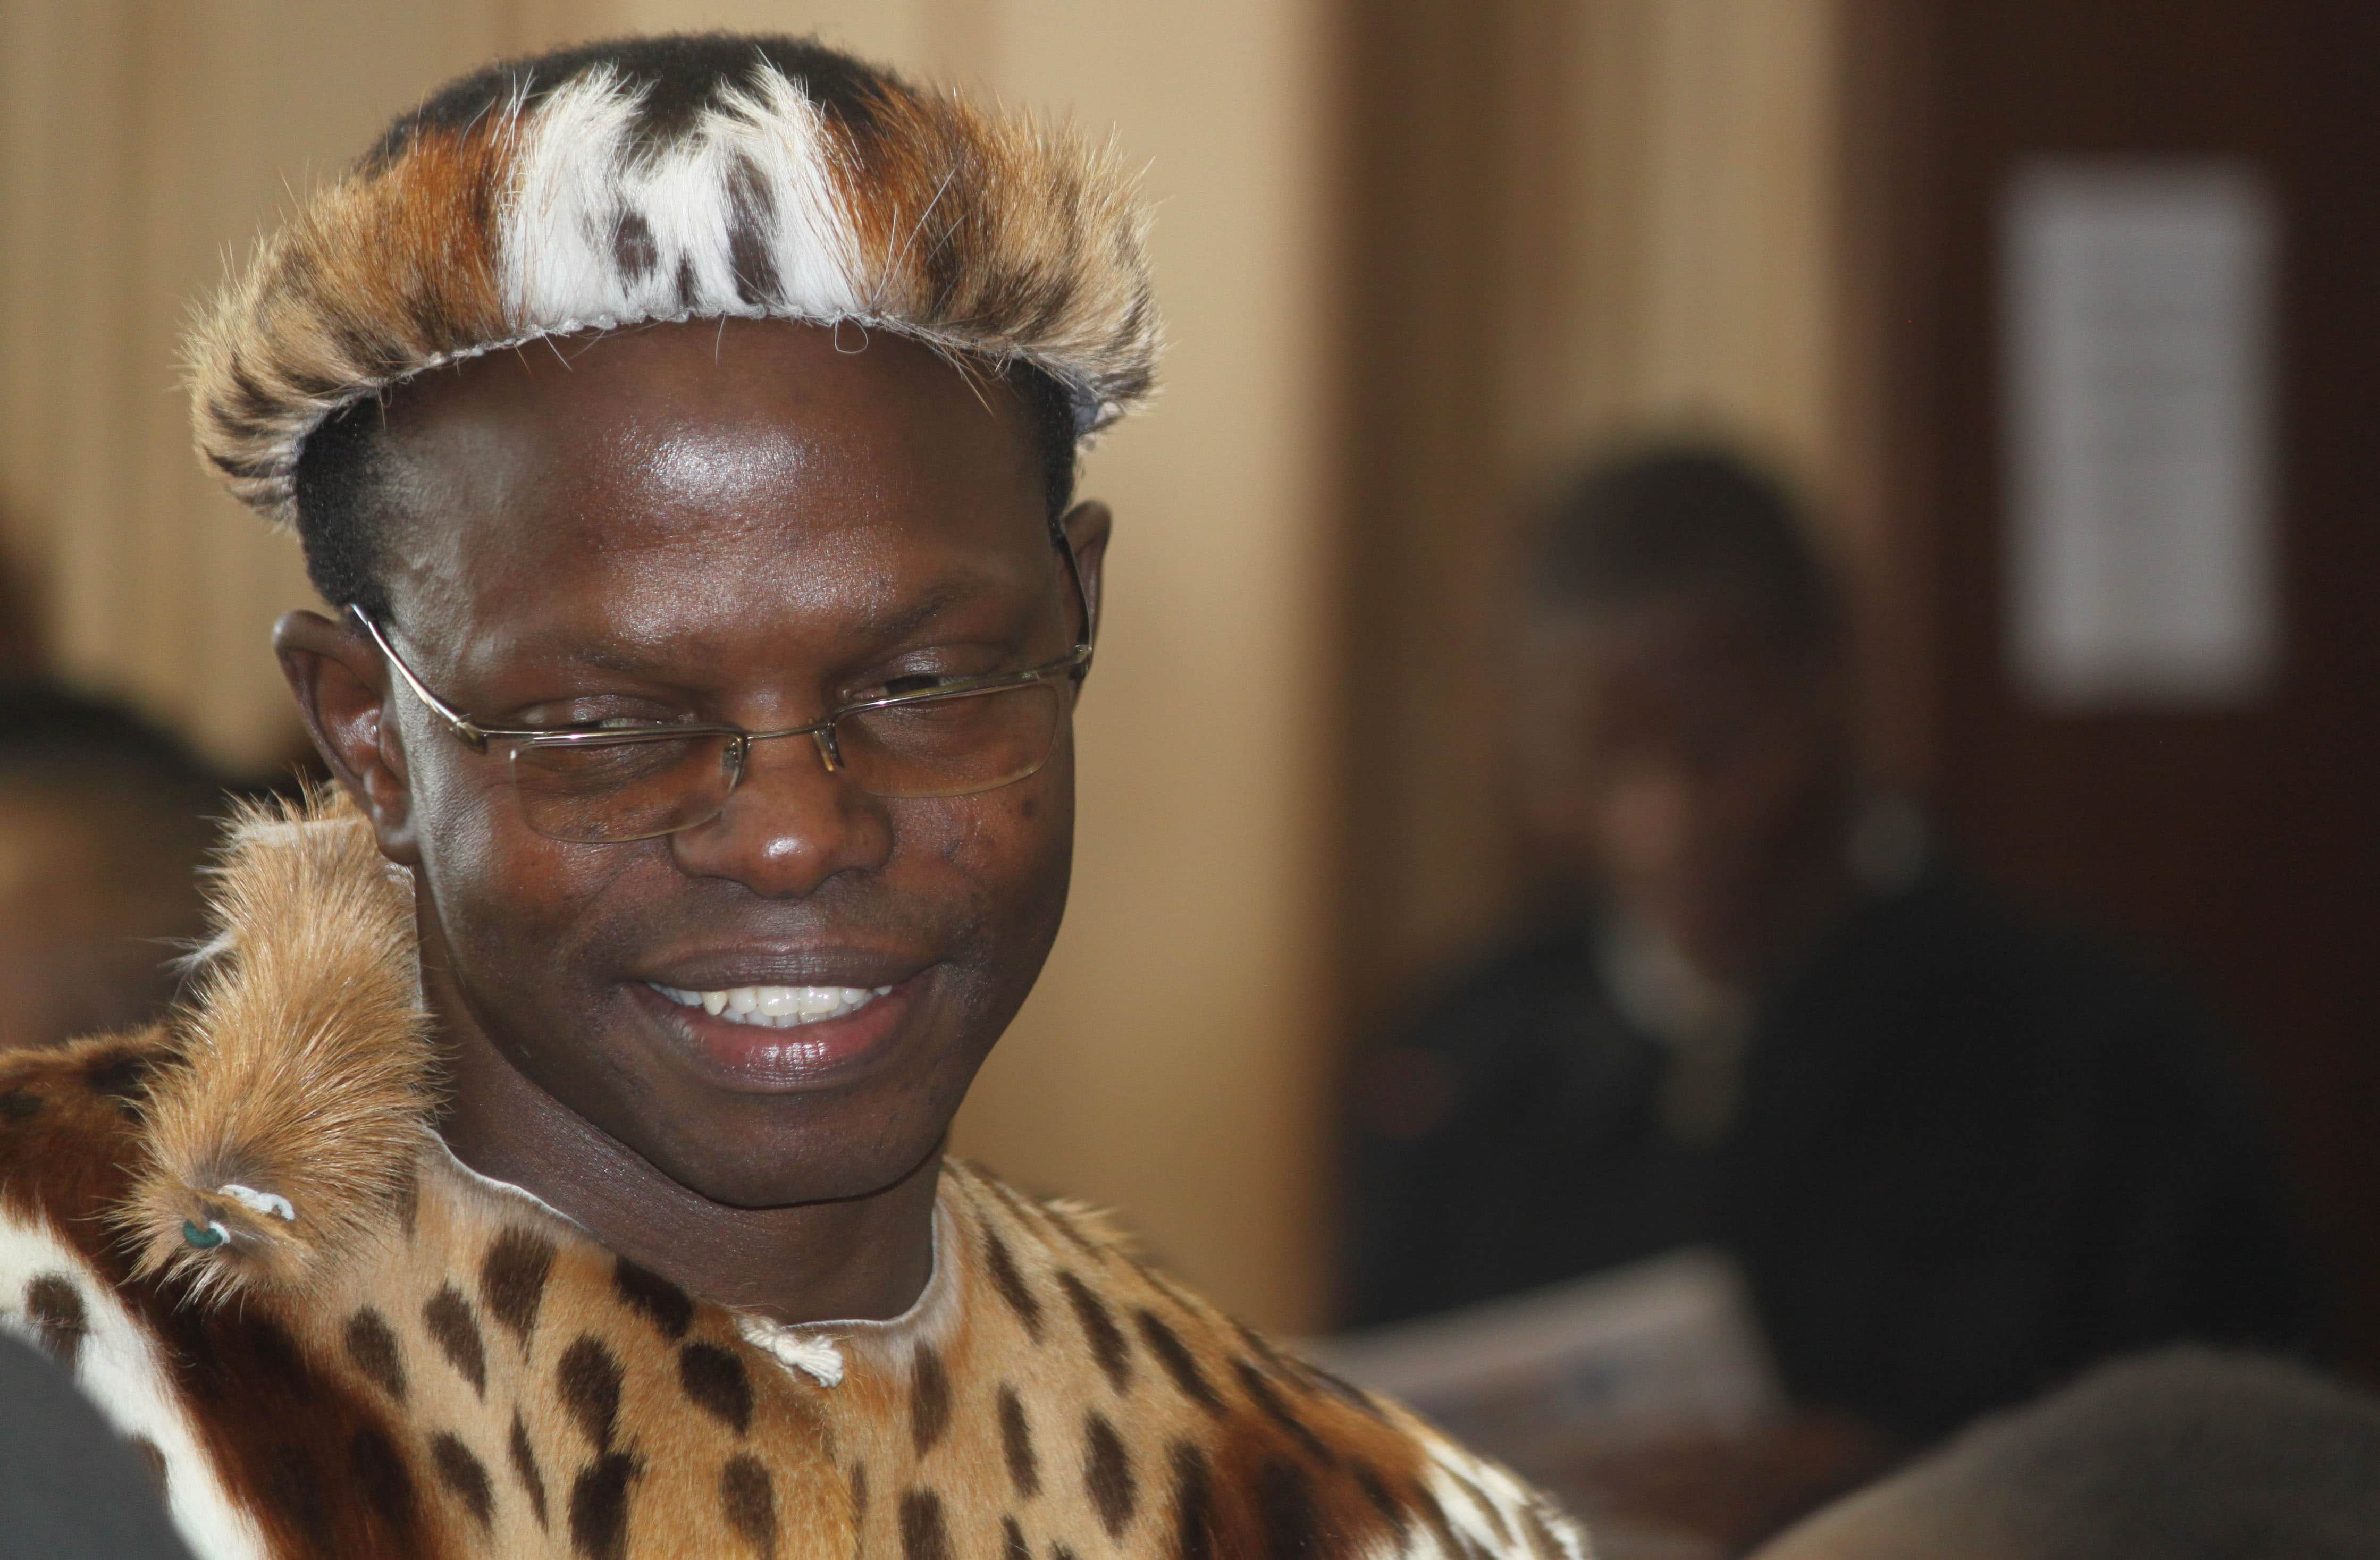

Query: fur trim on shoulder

[117,787,433,1306]
[187,32,1160,527]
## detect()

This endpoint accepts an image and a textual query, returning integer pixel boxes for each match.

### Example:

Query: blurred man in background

[0,686,224,1051]
[1754,1348,2380,1560]
[1340,446,2319,1521]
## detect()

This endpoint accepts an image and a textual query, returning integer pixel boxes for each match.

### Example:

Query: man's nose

[666,733,893,897]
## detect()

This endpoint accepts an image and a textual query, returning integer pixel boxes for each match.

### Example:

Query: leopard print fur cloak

[0,792,1587,1559]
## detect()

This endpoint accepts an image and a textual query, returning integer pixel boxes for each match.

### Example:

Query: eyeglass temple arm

[348,605,493,751]
[1056,532,1098,659]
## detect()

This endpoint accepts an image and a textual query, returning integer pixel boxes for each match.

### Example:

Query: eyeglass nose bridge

[718,720,848,800]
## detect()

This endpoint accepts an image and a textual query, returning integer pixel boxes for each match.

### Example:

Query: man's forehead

[372,321,1047,592]
[384,321,1033,477]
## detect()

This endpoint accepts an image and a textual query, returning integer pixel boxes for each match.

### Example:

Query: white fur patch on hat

[187,35,1160,528]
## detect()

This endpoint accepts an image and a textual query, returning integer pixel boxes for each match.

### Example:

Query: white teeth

[650,982,894,1030]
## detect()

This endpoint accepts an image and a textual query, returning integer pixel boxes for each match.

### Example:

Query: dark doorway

[1861,0,2380,1371]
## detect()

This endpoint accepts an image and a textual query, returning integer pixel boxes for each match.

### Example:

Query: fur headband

[187,35,1160,528]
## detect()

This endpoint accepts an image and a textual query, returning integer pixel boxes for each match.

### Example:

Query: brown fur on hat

[186,33,1160,527]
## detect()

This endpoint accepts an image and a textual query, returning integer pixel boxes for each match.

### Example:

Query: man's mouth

[645,982,895,1029]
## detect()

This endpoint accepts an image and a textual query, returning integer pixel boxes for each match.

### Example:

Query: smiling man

[0,32,1578,1560]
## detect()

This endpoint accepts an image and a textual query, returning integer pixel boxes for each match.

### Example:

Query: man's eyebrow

[860,578,978,647]
[563,642,669,675]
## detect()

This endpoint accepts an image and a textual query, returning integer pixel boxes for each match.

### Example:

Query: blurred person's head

[1754,1349,2380,1560]
[1513,444,1856,988]
[0,686,223,1050]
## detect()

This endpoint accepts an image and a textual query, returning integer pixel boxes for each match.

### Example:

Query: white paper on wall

[2002,161,2281,708]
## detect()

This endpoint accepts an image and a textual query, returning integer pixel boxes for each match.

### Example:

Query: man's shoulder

[934,1161,1587,1559]
[1803,862,2228,1064]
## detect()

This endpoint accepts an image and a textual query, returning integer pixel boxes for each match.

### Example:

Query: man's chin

[626,1114,948,1212]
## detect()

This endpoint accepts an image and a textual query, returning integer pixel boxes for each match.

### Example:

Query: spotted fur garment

[0,792,1587,1559]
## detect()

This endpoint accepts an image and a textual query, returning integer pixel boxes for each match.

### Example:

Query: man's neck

[429,977,940,1328]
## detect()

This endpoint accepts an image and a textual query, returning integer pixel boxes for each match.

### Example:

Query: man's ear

[273,609,419,864]
[1061,500,1112,645]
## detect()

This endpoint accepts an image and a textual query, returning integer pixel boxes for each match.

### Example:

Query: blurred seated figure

[0,685,224,1051]
[0,1329,196,1560]
[1753,1348,2380,1560]
[1339,445,2320,1454]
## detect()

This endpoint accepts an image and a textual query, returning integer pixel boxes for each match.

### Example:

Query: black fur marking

[1453,1471,1514,1548]
[1298,1360,1389,1421]
[1352,1461,1408,1535]
[558,1336,624,1452]
[511,1409,551,1530]
[569,1450,641,1560]
[1234,1359,1335,1466]
[351,1423,423,1540]
[1057,1270,1132,1393]
[975,1173,1049,1237]
[721,1453,779,1556]
[997,1385,1039,1499]
[899,1488,952,1560]
[1170,1441,1217,1560]
[262,1447,336,1556]
[1522,1502,1568,1557]
[1414,1483,1464,1557]
[851,1460,869,1520]
[1082,1411,1137,1538]
[1256,1457,1323,1560]
[983,1229,1044,1341]
[431,1432,496,1530]
[725,157,784,307]
[1136,1309,1222,1414]
[221,360,280,429]
[1002,1514,1031,1560]
[82,1049,153,1107]
[330,318,415,382]
[369,35,913,168]
[910,1345,952,1454]
[423,1284,489,1396]
[343,1309,407,1402]
[614,1257,696,1340]
[612,209,661,282]
[680,1341,754,1436]
[481,1228,556,1345]
[0,1088,41,1120]
[24,1275,87,1372]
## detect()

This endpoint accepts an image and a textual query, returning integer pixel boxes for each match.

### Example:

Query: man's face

[354,320,1090,1208]
[1517,595,1851,986]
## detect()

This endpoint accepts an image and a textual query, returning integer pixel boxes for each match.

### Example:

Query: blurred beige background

[0,0,1851,1330]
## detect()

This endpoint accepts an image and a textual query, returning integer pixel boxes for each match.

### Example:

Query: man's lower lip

[630,980,915,1089]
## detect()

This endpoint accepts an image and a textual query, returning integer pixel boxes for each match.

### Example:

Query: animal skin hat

[187,33,1161,527]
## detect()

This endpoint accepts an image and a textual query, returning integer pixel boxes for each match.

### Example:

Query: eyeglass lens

[506,680,1067,844]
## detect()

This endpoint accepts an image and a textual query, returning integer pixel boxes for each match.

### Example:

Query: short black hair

[289,33,1082,616]
[1521,443,1841,654]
